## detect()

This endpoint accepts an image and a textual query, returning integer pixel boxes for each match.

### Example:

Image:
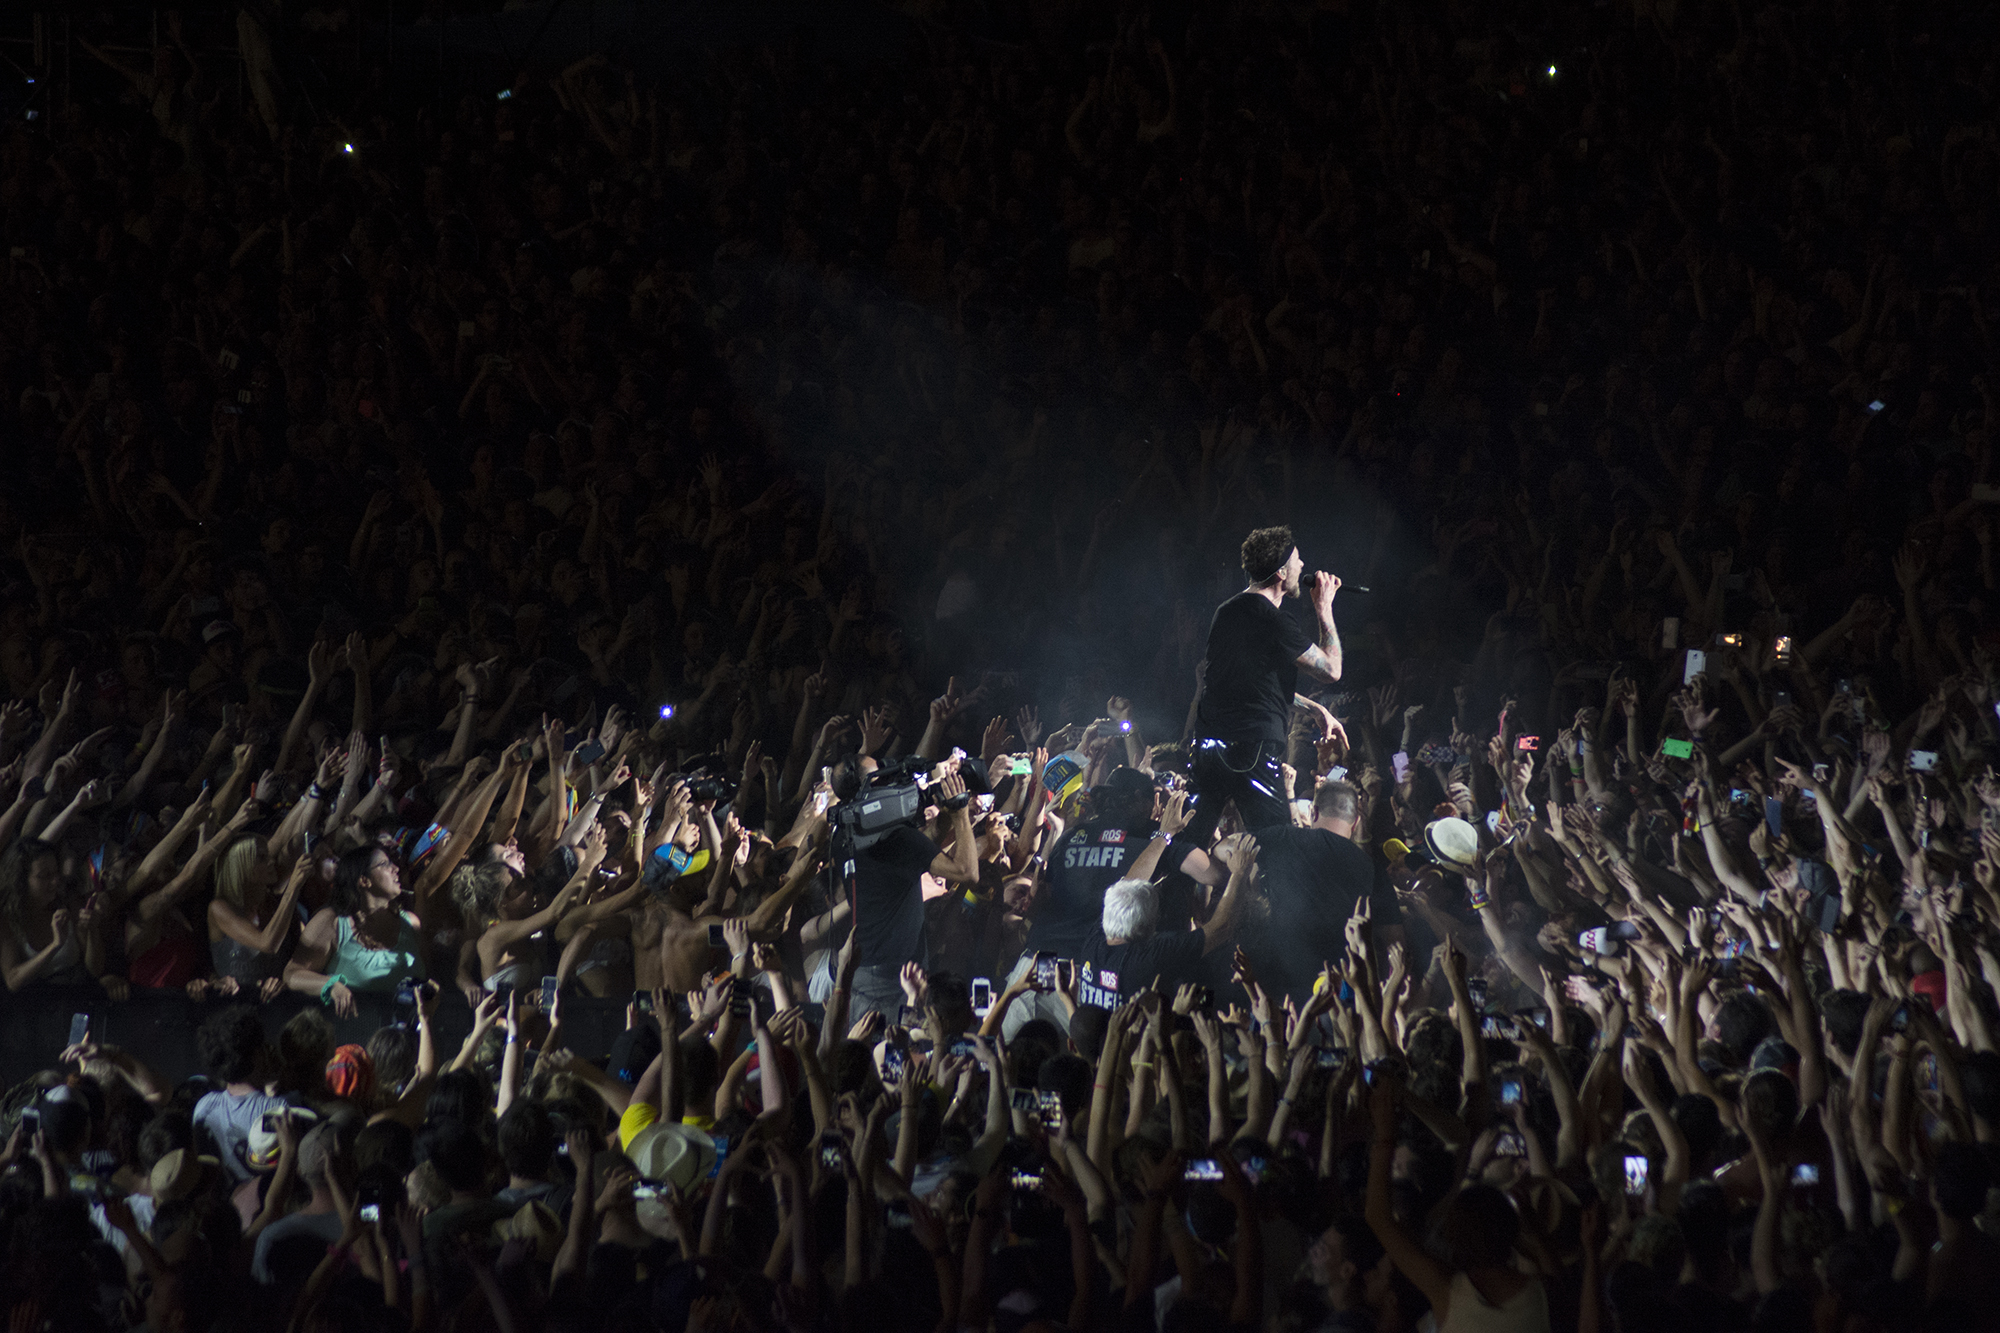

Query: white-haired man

[1070,834,1258,1009]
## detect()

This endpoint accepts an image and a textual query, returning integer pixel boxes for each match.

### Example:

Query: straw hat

[149,1148,222,1203]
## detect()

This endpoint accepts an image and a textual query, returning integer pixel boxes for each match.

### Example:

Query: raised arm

[1197,834,1256,953]
[132,798,258,926]
[1362,1078,1454,1316]
[208,851,311,959]
[1295,572,1344,682]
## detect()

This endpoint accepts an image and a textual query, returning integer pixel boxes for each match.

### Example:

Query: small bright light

[496,89,512,100]
[342,142,354,154]
[1548,65,1558,76]
[659,704,675,719]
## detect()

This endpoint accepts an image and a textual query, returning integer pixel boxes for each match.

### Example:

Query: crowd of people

[6,0,2000,1328]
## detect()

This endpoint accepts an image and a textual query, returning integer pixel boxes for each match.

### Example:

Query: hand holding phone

[1032,952,1058,991]
[1622,1154,1649,1196]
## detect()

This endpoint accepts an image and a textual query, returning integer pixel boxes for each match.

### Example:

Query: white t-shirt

[89,1194,157,1256]
[193,1087,285,1185]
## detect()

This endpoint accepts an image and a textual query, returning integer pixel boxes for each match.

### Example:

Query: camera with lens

[685,774,738,804]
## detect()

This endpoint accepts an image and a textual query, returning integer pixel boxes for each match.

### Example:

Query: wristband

[318,974,348,1005]
[306,783,326,802]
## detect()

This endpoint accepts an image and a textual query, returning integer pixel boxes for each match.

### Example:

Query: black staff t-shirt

[1196,592,1313,745]
[1022,820,1150,959]
[1075,927,1208,1007]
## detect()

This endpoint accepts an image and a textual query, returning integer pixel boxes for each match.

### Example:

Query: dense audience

[6,0,2000,1329]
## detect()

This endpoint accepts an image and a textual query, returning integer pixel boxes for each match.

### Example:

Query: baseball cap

[247,1105,319,1171]
[201,619,240,645]
[1091,765,1153,805]
[1041,754,1085,807]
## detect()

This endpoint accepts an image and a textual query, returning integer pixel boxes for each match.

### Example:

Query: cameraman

[1000,767,1221,1038]
[829,755,980,1023]
[1186,524,1343,843]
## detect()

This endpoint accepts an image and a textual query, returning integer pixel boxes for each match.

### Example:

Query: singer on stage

[1185,525,1343,843]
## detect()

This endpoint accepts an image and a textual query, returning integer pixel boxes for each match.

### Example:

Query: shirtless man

[631,835,824,993]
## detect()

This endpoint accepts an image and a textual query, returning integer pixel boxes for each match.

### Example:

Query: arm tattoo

[1296,645,1342,683]
[1318,613,1343,680]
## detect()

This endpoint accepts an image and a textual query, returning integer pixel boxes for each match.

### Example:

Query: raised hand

[858,704,893,756]
[1369,683,1400,730]
[980,715,1015,765]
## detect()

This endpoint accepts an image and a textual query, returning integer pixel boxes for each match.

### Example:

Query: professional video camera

[831,756,970,852]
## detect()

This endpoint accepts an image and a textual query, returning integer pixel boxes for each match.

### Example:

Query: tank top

[129,925,205,989]
[211,930,288,984]
[329,912,424,991]
[1439,1273,1551,1333]
[25,920,89,987]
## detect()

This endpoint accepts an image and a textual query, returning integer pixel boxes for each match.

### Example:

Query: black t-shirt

[1076,926,1207,1007]
[1196,592,1313,745]
[1023,820,1153,959]
[851,825,940,969]
[1244,825,1400,1003]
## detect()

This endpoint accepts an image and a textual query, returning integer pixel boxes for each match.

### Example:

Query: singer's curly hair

[1240,526,1295,585]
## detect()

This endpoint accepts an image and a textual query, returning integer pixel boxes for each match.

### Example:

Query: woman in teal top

[284,845,424,1017]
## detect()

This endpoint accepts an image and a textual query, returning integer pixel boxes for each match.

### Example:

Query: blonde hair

[213,836,266,910]
[449,857,516,927]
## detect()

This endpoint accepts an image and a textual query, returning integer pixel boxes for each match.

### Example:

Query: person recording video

[1185,525,1344,843]
[827,753,980,1023]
